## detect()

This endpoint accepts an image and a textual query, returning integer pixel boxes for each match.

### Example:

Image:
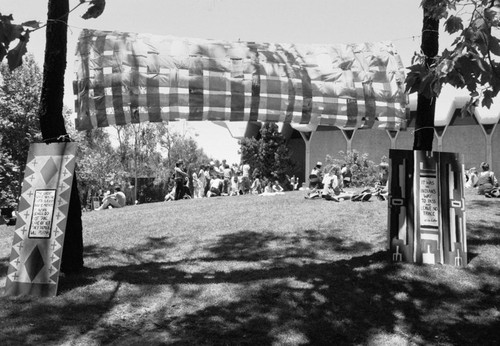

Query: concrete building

[219,86,500,183]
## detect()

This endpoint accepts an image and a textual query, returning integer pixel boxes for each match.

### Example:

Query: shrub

[325,150,380,188]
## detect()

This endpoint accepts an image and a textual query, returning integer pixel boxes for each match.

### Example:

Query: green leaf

[0,22,23,46]
[6,32,29,71]
[490,36,500,56]
[21,20,40,29]
[481,90,494,109]
[475,31,490,55]
[404,71,420,94]
[0,43,6,62]
[82,0,106,20]
[444,16,464,34]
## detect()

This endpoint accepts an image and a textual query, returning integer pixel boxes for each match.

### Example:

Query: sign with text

[419,177,439,227]
[4,142,77,297]
[29,190,56,239]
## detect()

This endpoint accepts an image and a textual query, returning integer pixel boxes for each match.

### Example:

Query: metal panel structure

[388,149,467,266]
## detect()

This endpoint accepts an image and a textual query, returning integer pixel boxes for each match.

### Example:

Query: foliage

[239,122,295,182]
[60,118,211,204]
[78,131,125,196]
[0,1,106,70]
[406,0,500,110]
[114,122,210,183]
[325,150,380,187]
[0,153,19,208]
[0,55,42,207]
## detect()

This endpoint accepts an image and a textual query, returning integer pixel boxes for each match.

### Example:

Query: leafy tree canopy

[239,122,295,182]
[407,0,500,110]
[0,55,42,207]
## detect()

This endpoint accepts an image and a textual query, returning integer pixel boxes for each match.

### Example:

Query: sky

[2,0,442,164]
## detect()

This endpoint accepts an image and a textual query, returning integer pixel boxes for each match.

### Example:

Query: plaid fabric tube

[73,30,408,132]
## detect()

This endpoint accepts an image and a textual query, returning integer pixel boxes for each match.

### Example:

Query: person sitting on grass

[251,175,262,195]
[464,167,477,189]
[272,180,285,194]
[164,186,175,201]
[260,181,278,196]
[207,176,223,197]
[320,166,353,202]
[477,162,499,197]
[309,161,323,189]
[96,186,126,210]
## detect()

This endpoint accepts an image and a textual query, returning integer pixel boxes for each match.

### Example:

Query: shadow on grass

[1,230,499,345]
[467,198,500,217]
[206,229,374,261]
[467,220,500,247]
[0,257,7,278]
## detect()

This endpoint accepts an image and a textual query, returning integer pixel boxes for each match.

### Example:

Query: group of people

[305,161,388,202]
[94,160,498,209]
[465,162,499,197]
[165,159,300,201]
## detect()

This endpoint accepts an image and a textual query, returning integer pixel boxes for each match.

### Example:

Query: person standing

[174,160,188,200]
[204,164,212,197]
[222,164,232,195]
[241,161,251,194]
[198,165,207,197]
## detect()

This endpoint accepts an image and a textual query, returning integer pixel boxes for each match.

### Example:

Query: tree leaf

[404,71,420,94]
[6,32,29,71]
[21,20,41,29]
[481,90,494,109]
[444,15,463,34]
[82,0,106,20]
[489,36,500,56]
[0,22,23,46]
[0,43,6,62]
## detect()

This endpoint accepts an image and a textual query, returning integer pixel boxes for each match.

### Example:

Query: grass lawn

[0,189,499,345]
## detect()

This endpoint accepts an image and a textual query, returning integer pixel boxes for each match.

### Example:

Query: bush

[325,150,380,188]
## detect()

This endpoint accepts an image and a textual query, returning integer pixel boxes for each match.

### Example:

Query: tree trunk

[413,7,439,151]
[38,0,84,275]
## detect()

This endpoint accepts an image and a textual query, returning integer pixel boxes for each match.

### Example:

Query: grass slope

[0,190,499,345]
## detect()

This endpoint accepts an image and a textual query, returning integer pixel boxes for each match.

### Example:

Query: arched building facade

[223,89,500,183]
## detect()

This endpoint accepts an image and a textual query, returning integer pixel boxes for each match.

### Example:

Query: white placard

[29,189,56,239]
[419,177,439,227]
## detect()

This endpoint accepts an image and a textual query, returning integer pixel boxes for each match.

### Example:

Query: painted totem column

[4,143,77,297]
[388,149,467,266]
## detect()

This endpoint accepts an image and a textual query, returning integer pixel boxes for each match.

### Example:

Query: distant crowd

[304,161,389,202]
[165,159,300,201]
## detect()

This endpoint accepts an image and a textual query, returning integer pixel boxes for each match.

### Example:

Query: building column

[300,131,314,185]
[479,123,498,167]
[386,130,400,149]
[340,129,356,152]
[434,126,448,152]
[474,102,500,168]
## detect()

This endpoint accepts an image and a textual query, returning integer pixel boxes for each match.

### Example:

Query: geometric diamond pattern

[25,244,45,281]
[4,142,77,297]
[41,158,58,184]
